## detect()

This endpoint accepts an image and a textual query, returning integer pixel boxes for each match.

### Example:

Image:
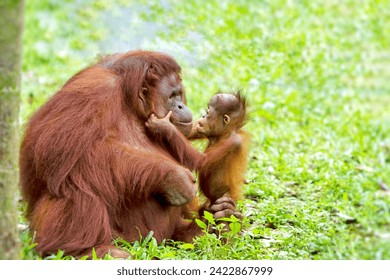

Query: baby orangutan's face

[196,94,236,137]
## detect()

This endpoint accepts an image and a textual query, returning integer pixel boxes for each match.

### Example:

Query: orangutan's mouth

[177,121,192,126]
[176,121,193,131]
[174,121,193,137]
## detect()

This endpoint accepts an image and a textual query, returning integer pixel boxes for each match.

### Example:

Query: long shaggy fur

[20,50,202,257]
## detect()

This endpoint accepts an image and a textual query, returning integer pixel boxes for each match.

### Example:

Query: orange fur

[198,92,251,202]
[200,130,250,202]
[20,51,205,257]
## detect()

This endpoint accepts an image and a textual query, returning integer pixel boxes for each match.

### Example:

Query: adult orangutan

[19,50,239,258]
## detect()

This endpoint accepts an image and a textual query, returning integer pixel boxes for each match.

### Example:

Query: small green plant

[196,211,242,238]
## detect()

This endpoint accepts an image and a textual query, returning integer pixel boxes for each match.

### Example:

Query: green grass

[21,0,390,259]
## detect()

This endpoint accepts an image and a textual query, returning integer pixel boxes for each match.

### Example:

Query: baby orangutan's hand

[145,111,174,133]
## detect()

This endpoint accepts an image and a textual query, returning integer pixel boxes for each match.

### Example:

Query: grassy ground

[20,0,390,259]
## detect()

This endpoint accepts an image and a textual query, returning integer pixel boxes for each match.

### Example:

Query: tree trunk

[0,0,24,260]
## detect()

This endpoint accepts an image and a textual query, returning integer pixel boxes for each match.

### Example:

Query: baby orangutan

[195,92,250,203]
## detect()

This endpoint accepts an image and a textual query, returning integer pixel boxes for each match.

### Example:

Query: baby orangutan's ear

[223,114,231,125]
